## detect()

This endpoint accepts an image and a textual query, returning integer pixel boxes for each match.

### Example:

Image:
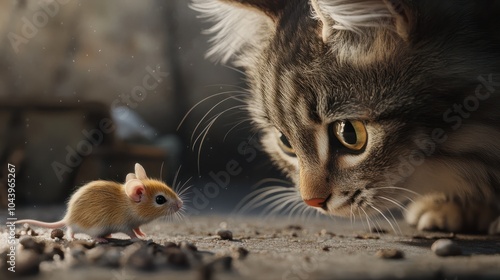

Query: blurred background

[0,0,283,214]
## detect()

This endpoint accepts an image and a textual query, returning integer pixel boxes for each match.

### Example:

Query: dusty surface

[1,208,500,280]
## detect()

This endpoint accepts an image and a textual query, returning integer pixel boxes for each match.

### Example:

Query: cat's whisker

[262,193,301,217]
[194,105,247,173]
[222,64,249,76]
[375,187,422,199]
[235,186,295,214]
[192,103,246,150]
[257,193,301,214]
[234,185,293,213]
[385,206,403,235]
[223,118,253,141]
[265,198,298,218]
[177,90,246,131]
[376,195,408,213]
[360,207,373,233]
[190,94,246,145]
[368,204,397,235]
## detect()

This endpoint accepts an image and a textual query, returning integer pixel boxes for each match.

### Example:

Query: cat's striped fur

[192,0,500,233]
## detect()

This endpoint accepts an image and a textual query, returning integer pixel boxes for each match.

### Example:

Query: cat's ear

[311,0,412,41]
[191,0,285,64]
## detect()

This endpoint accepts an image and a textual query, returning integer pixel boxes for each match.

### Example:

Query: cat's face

[193,0,500,217]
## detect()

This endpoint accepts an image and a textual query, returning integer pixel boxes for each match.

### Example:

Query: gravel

[431,239,462,257]
[375,249,405,259]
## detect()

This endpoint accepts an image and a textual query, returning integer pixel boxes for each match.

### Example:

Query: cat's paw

[405,194,463,232]
[406,193,498,233]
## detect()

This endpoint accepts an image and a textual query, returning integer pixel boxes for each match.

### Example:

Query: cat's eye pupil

[340,121,357,145]
[333,120,368,152]
[156,195,166,205]
[277,131,296,156]
[280,134,292,149]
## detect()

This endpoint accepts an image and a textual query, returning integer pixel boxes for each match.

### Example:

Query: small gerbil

[15,163,183,243]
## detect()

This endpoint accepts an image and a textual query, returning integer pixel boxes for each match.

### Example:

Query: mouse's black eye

[155,195,166,205]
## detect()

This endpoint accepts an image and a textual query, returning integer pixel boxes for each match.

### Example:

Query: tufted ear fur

[190,0,286,64]
[125,179,145,203]
[310,0,412,41]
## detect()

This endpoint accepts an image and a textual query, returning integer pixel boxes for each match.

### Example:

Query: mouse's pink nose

[304,198,327,208]
[176,200,183,210]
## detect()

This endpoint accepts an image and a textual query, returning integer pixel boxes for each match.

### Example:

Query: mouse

[15,163,183,243]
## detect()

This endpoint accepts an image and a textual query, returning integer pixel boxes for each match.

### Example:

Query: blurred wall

[0,0,281,211]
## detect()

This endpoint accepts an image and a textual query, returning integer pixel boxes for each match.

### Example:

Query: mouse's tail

[15,219,66,229]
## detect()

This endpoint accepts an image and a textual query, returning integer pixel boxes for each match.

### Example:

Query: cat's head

[192,0,500,216]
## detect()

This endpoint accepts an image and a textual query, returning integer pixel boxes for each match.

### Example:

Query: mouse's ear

[125,179,145,203]
[134,163,148,180]
[125,173,137,183]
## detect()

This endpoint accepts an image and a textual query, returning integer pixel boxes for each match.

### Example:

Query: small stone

[319,229,336,237]
[70,239,96,249]
[291,232,298,237]
[163,241,178,249]
[70,245,87,261]
[42,244,65,261]
[287,225,303,230]
[217,229,233,240]
[87,246,106,263]
[16,250,41,276]
[123,244,155,271]
[322,246,331,252]
[375,249,405,259]
[165,248,189,268]
[179,241,198,252]
[231,246,249,259]
[19,236,45,254]
[371,227,388,234]
[431,239,462,257]
[210,256,232,271]
[104,248,122,267]
[51,229,64,239]
[355,234,380,240]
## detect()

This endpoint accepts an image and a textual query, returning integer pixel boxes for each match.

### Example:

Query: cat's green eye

[278,132,296,156]
[333,120,367,151]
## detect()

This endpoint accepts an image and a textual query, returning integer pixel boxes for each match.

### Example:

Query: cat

[192,0,500,234]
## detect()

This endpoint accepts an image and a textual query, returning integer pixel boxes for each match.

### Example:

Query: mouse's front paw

[405,193,463,232]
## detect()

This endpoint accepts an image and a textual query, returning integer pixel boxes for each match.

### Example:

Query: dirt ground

[1,207,500,280]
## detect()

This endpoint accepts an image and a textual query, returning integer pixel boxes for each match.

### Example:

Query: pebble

[431,239,462,256]
[16,250,41,276]
[163,241,179,249]
[123,244,155,271]
[70,239,96,249]
[375,249,405,259]
[231,246,249,259]
[165,247,190,268]
[217,230,233,240]
[179,241,198,252]
[43,244,65,261]
[322,246,332,252]
[51,229,64,239]
[70,245,87,262]
[371,227,388,234]
[19,236,46,254]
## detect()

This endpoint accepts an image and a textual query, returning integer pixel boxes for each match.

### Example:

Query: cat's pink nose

[304,198,327,208]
